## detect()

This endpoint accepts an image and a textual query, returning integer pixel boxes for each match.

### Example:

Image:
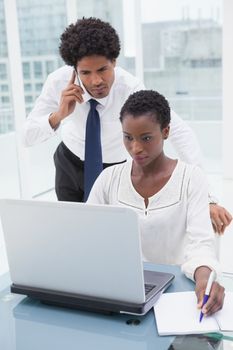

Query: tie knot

[89,99,98,109]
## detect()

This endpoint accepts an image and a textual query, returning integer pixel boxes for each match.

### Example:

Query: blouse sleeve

[181,166,221,280]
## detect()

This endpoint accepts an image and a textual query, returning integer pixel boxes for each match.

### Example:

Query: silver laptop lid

[0,199,145,303]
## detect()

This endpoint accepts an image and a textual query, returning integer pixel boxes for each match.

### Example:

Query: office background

[0,0,232,274]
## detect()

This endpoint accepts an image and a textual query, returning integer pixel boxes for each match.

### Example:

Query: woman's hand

[194,266,225,317]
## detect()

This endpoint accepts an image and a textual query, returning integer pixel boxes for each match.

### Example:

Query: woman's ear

[162,125,170,140]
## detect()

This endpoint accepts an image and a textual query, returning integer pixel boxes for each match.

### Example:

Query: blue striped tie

[84,99,103,201]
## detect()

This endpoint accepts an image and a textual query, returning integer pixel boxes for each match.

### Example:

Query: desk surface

[0,263,233,350]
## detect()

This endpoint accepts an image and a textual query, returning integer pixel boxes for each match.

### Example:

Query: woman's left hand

[195,267,225,317]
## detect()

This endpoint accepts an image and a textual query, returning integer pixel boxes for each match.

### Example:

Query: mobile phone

[168,334,222,350]
[74,68,81,86]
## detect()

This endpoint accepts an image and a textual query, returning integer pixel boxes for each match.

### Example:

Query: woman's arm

[182,165,225,314]
[181,166,221,279]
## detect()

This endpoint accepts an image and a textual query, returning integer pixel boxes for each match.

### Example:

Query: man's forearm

[49,112,63,130]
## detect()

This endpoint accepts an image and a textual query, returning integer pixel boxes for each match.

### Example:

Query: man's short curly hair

[59,17,120,66]
[120,90,171,130]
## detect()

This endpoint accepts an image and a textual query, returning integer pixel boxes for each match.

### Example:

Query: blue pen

[199,270,216,322]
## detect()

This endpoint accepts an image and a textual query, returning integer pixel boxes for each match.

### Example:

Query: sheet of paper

[153,291,219,335]
[214,291,233,331]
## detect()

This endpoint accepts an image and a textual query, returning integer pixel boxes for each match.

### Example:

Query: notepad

[154,291,233,335]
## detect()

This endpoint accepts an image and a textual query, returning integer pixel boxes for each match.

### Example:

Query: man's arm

[49,70,84,129]
[210,204,232,235]
[169,109,232,234]
[169,109,203,167]
[23,69,84,146]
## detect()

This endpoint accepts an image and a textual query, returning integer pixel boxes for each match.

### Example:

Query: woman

[87,90,224,317]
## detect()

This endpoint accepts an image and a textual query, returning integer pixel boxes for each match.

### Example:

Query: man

[23,17,232,234]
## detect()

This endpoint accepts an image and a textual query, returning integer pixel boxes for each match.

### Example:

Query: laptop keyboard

[145,283,156,296]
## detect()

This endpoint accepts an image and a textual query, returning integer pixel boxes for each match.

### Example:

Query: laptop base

[11,270,174,316]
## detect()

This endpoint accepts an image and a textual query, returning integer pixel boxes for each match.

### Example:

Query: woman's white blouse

[88,160,220,280]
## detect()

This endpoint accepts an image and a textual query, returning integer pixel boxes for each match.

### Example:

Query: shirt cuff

[23,114,57,147]
[181,257,222,282]
[208,194,219,205]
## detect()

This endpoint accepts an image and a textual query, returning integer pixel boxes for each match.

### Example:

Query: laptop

[0,199,174,315]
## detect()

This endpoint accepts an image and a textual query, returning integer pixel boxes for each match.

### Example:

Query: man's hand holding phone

[49,70,84,129]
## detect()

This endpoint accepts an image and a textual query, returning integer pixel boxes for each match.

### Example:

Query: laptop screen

[0,199,146,303]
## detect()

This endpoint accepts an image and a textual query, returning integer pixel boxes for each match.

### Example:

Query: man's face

[76,55,116,99]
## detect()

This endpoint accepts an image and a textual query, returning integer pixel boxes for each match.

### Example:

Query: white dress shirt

[23,65,203,166]
[87,160,220,280]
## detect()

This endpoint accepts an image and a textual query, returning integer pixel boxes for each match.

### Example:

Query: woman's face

[122,114,169,167]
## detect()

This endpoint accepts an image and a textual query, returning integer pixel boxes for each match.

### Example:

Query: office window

[141,1,222,122]
[46,60,54,74]
[22,62,31,79]
[15,0,67,197]
[0,5,7,57]
[0,84,8,92]
[25,95,33,103]
[1,96,10,103]
[0,0,20,202]
[35,82,43,91]
[0,63,7,80]
[24,83,31,91]
[0,1,13,137]
[140,0,222,171]
[26,106,32,115]
[33,61,42,78]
